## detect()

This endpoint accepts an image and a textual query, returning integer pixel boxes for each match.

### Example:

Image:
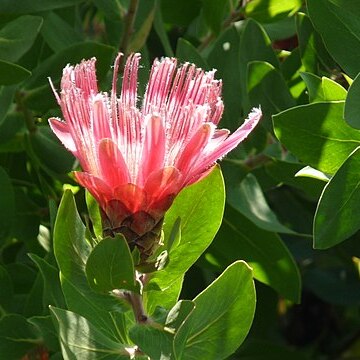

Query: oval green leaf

[314,147,360,249]
[146,167,225,299]
[54,190,129,342]
[0,15,43,62]
[211,206,301,302]
[51,307,132,359]
[307,0,360,78]
[0,60,31,85]
[273,101,360,174]
[86,235,137,293]
[0,166,15,243]
[344,73,360,129]
[174,261,256,360]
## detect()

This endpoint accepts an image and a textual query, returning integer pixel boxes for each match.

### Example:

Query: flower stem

[124,291,148,324]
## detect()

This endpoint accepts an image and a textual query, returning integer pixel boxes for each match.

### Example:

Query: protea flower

[49,53,261,261]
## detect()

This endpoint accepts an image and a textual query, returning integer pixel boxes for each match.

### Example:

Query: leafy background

[0,0,359,359]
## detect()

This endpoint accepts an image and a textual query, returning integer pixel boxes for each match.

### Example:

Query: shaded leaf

[0,15,43,62]
[0,314,41,359]
[344,73,360,129]
[239,19,279,111]
[208,26,242,131]
[0,60,30,85]
[227,173,295,234]
[24,42,115,111]
[28,253,66,308]
[176,38,208,69]
[314,147,360,249]
[41,12,83,52]
[203,0,227,34]
[211,207,301,302]
[247,60,295,128]
[307,0,360,78]
[0,166,15,243]
[0,0,84,13]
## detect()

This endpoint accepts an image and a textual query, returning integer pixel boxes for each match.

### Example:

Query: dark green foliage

[0,0,359,359]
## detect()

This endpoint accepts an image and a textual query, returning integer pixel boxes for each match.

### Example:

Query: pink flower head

[49,53,261,258]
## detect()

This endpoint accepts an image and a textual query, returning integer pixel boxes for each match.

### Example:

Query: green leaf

[146,167,225,304]
[51,307,132,359]
[203,0,227,34]
[29,315,60,353]
[129,1,155,52]
[265,160,326,199]
[279,47,306,100]
[263,16,297,41]
[240,19,279,70]
[54,190,129,343]
[0,15,43,62]
[129,301,196,359]
[307,0,360,78]
[93,0,122,21]
[0,314,41,359]
[28,253,66,308]
[166,300,195,331]
[227,173,295,234]
[301,72,347,102]
[295,165,330,182]
[0,60,31,85]
[211,207,301,302]
[161,0,202,27]
[176,38,208,69]
[296,12,317,73]
[0,0,84,13]
[41,12,83,52]
[303,267,360,305]
[344,73,360,129]
[129,325,173,360]
[86,190,103,239]
[296,12,334,74]
[0,112,25,152]
[208,26,242,131]
[0,166,15,243]
[239,19,279,111]
[144,276,184,316]
[174,261,256,360]
[86,235,137,293]
[153,1,174,57]
[54,189,91,277]
[28,126,75,175]
[0,265,13,313]
[11,187,41,246]
[314,147,360,248]
[245,0,302,23]
[273,101,360,174]
[0,85,16,124]
[247,61,295,129]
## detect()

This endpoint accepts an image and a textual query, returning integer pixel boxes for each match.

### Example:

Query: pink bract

[49,53,261,256]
